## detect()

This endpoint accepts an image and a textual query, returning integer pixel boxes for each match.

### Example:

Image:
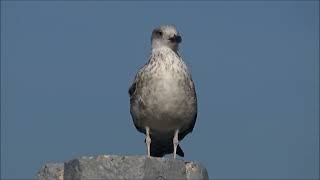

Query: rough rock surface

[39,155,209,180]
[38,163,64,180]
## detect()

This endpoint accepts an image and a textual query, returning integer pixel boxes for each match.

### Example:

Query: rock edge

[38,155,209,180]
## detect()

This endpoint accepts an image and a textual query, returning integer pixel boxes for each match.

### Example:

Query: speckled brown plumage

[129,25,197,158]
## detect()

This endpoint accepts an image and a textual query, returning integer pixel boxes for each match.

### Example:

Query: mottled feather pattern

[130,47,197,148]
[129,25,197,157]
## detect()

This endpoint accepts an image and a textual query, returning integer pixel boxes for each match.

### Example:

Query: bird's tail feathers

[177,144,184,157]
[148,139,185,157]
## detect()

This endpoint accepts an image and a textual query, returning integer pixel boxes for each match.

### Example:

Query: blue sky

[1,1,319,179]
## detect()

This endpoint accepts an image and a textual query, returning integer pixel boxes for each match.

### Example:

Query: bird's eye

[157,31,163,36]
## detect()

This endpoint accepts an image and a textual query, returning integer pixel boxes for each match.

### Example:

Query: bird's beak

[169,35,182,43]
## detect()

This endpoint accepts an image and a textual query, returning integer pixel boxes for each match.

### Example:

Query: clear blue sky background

[1,1,319,179]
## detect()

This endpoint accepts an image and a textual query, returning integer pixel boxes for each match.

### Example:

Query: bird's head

[151,25,182,52]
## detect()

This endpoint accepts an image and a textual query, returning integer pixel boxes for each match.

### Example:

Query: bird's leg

[173,129,179,159]
[145,127,151,157]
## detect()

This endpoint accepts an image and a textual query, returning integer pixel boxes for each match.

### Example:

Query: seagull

[129,25,197,159]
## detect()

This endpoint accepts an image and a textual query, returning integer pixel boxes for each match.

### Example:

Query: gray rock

[39,155,209,180]
[64,155,208,180]
[38,163,64,180]
[185,161,209,180]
